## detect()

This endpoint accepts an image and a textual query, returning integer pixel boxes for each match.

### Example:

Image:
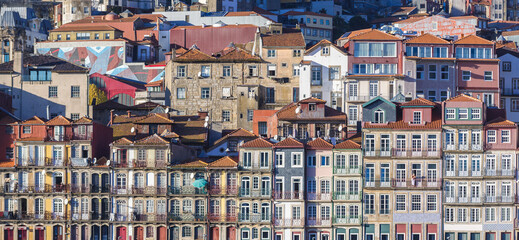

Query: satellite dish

[338,126,343,132]
[42,170,46,175]
[93,158,97,164]
[131,127,135,133]
[204,122,208,128]
[113,149,117,153]
[190,173,195,179]
[106,160,110,166]
[64,199,69,205]
[273,135,278,140]
[198,72,202,77]
[295,106,301,114]
[165,108,170,113]
[225,148,230,152]
[205,116,209,122]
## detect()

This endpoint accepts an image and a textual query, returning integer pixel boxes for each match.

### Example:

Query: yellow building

[48,25,124,41]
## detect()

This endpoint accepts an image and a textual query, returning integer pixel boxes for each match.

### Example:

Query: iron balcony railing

[238,213,271,223]
[273,217,304,227]
[333,215,361,224]
[307,217,332,226]
[306,192,332,201]
[273,191,304,200]
[444,195,515,204]
[207,213,238,222]
[208,186,238,195]
[168,186,207,195]
[332,191,362,201]
[333,167,361,175]
[364,179,442,189]
[168,213,206,222]
[239,188,271,198]
[444,168,516,177]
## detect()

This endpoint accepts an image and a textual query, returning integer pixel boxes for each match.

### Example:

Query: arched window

[111,93,134,106]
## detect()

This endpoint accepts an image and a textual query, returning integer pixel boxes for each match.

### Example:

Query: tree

[333,16,350,41]
[348,15,371,31]
[89,84,108,105]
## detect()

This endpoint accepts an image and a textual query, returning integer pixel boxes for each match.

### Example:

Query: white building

[497,47,519,122]
[299,40,348,112]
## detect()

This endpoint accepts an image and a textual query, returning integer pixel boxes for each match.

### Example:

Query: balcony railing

[363,150,391,157]
[445,168,515,177]
[444,144,482,151]
[239,188,271,198]
[239,164,271,171]
[333,192,362,201]
[45,211,67,221]
[132,213,167,222]
[333,216,361,224]
[90,213,109,221]
[45,158,68,167]
[307,192,332,201]
[90,185,110,193]
[391,148,440,158]
[307,217,332,226]
[168,213,206,222]
[208,186,238,195]
[169,186,207,195]
[347,95,376,102]
[72,213,91,221]
[333,167,361,174]
[273,191,304,200]
[273,218,304,227]
[113,160,128,168]
[445,195,515,204]
[71,133,92,140]
[71,184,90,194]
[0,212,35,220]
[238,213,270,223]
[208,213,238,222]
[364,179,441,189]
[16,158,45,167]
[111,186,128,194]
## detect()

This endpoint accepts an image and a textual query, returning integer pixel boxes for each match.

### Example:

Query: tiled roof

[338,28,373,40]
[241,138,273,148]
[334,140,361,149]
[393,16,427,25]
[401,98,437,107]
[445,94,482,102]
[298,97,326,103]
[17,137,45,141]
[46,115,72,126]
[306,138,333,150]
[274,137,304,148]
[262,32,306,47]
[281,11,332,18]
[348,29,401,41]
[161,130,180,138]
[171,160,208,168]
[133,113,173,124]
[502,30,519,36]
[50,25,119,32]
[496,46,519,58]
[405,33,450,44]
[496,41,517,50]
[134,134,169,145]
[112,137,133,145]
[276,103,347,121]
[171,119,207,144]
[20,116,46,124]
[454,34,493,45]
[0,55,88,73]
[0,161,14,168]
[364,119,442,129]
[213,128,257,146]
[485,117,516,127]
[391,6,417,16]
[73,117,92,124]
[218,47,263,62]
[112,123,137,139]
[174,48,216,62]
[208,156,238,168]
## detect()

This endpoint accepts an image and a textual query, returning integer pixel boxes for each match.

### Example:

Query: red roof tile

[405,33,450,44]
[445,94,482,102]
[262,32,306,47]
[306,138,333,150]
[241,138,273,148]
[454,34,494,45]
[134,113,174,124]
[134,134,169,145]
[334,140,361,149]
[276,103,347,121]
[298,97,327,103]
[171,160,208,168]
[112,137,133,145]
[208,156,238,168]
[281,11,332,18]
[46,115,72,126]
[274,138,304,148]
[349,29,402,41]
[174,48,216,62]
[364,119,442,129]
[401,98,437,107]
[485,117,516,127]
[73,117,93,124]
[20,116,46,125]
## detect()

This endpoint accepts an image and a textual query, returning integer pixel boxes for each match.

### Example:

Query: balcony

[71,184,90,194]
[444,144,482,151]
[273,191,304,200]
[391,148,441,158]
[445,168,515,178]
[90,185,110,193]
[273,218,304,227]
[239,188,271,198]
[347,95,376,102]
[364,179,441,189]
[239,164,271,172]
[169,186,207,195]
[208,186,238,195]
[111,186,128,195]
[71,133,92,141]
[445,195,514,204]
[90,212,109,221]
[112,160,128,168]
[0,212,35,220]
[72,213,91,221]
[307,217,332,227]
[44,211,67,221]
[348,120,358,126]
[45,135,71,142]
[333,167,361,175]
[307,192,332,201]
[45,158,68,167]
[168,213,206,222]
[16,158,45,167]
[363,150,391,158]
[135,91,166,102]
[238,213,270,223]
[208,213,238,222]
[133,213,167,222]
[333,192,362,201]
[333,216,361,224]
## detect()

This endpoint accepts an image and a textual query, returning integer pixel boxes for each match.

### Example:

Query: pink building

[89,73,146,106]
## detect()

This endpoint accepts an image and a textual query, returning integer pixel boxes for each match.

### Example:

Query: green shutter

[349,228,359,234]
[365,224,374,233]
[380,224,390,234]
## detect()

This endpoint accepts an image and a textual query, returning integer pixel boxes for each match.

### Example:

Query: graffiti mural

[36,46,164,83]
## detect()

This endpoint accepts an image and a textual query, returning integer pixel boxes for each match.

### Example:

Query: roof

[0,55,88,74]
[362,96,397,108]
[281,11,332,18]
[20,116,46,125]
[0,161,14,168]
[405,33,450,44]
[391,6,417,16]
[133,134,169,145]
[306,138,333,150]
[73,117,93,124]
[276,102,347,121]
[112,137,133,145]
[454,34,493,45]
[502,30,519,36]
[50,25,120,32]
[241,138,273,148]
[46,115,72,126]
[496,46,519,58]
[171,160,208,168]
[348,29,401,41]
[393,16,427,25]
[485,117,516,127]
[262,32,306,47]
[134,113,174,124]
[334,140,361,149]
[218,47,263,62]
[401,98,437,107]
[338,28,373,40]
[274,137,304,148]
[364,119,442,129]
[174,47,216,62]
[445,94,482,103]
[299,97,327,103]
[208,156,238,168]
[170,117,207,144]
[214,128,256,146]
[305,39,347,55]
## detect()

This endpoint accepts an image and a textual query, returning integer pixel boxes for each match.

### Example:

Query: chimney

[198,111,208,119]
[110,110,115,125]
[127,110,131,118]
[13,51,23,75]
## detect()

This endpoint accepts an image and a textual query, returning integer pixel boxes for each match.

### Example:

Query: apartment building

[344,29,415,129]
[404,33,456,102]
[300,40,349,111]
[362,97,443,240]
[496,47,519,122]
[0,115,112,239]
[442,94,516,240]
[280,11,333,44]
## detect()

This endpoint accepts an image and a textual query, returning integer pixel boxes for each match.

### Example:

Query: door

[20,198,27,216]
[293,179,301,199]
[170,227,179,240]
[116,227,127,240]
[53,225,63,240]
[101,225,109,240]
[92,225,100,240]
[135,226,144,240]
[17,227,27,240]
[227,227,236,240]
[101,174,109,192]
[4,227,13,240]
[101,198,109,220]
[82,225,89,240]
[211,227,219,240]
[35,228,44,240]
[70,225,78,240]
[91,174,99,192]
[157,227,166,240]
[91,199,99,219]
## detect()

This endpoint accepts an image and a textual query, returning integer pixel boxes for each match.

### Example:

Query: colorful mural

[36,46,164,83]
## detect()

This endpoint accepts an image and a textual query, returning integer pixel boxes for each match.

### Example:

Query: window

[247,109,254,122]
[353,64,397,75]
[433,47,448,58]
[446,108,455,119]
[267,49,276,58]
[71,86,80,98]
[177,66,186,77]
[440,65,449,80]
[307,156,316,167]
[416,65,424,79]
[76,32,90,40]
[176,88,186,99]
[329,66,340,80]
[380,194,389,214]
[445,208,454,222]
[292,65,300,76]
[487,130,496,143]
[265,88,275,103]
[501,130,510,143]
[293,49,301,57]
[182,227,191,237]
[223,66,231,77]
[28,69,52,81]
[369,81,378,97]
[456,47,492,59]
[412,111,422,124]
[458,108,468,119]
[322,47,329,55]
[201,65,211,77]
[105,33,110,39]
[428,90,436,101]
[201,88,210,99]
[275,153,284,167]
[222,87,231,98]
[365,194,374,214]
[258,122,267,136]
[309,103,316,111]
[267,64,276,77]
[23,126,31,134]
[57,34,61,40]
[485,208,495,221]
[428,65,437,80]
[458,208,467,222]
[6,147,13,159]
[354,42,396,57]
[49,86,58,98]
[311,67,322,85]
[407,46,432,57]
[411,195,421,211]
[462,71,471,81]
[320,156,330,166]
[503,61,511,71]
[374,110,384,123]
[470,208,480,222]
[501,207,511,221]
[70,113,79,120]
[396,194,405,211]
[94,33,99,40]
[427,195,436,211]
[222,110,230,122]
[484,71,493,81]
[471,108,480,119]
[249,65,258,77]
